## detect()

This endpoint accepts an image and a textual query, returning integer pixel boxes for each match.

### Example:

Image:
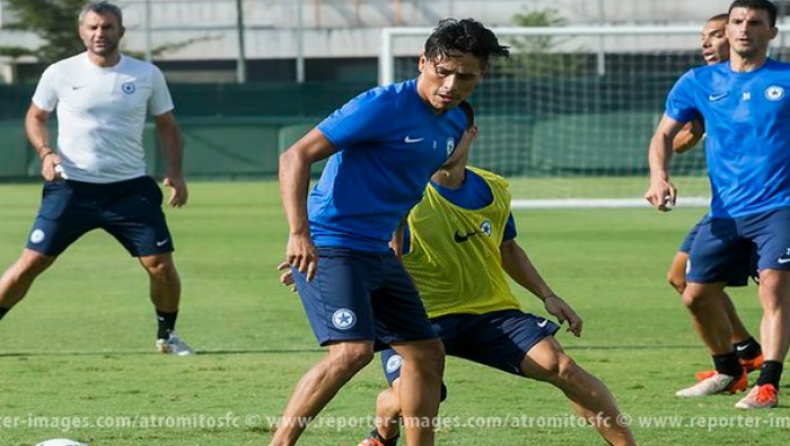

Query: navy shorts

[26,176,174,257]
[687,207,790,283]
[291,247,437,347]
[380,309,560,387]
[679,215,757,286]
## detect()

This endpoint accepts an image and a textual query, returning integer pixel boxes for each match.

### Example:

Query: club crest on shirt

[480,220,492,236]
[121,82,136,94]
[446,137,455,156]
[765,85,784,101]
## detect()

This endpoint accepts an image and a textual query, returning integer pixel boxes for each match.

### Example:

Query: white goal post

[379,25,786,209]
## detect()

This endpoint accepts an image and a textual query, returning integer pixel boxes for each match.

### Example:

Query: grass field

[0,180,785,446]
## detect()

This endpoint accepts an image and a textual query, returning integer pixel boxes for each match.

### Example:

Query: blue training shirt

[311,79,468,252]
[403,169,517,254]
[666,58,790,218]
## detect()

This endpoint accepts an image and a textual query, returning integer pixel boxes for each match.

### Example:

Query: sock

[713,352,742,377]
[733,337,762,360]
[756,360,783,387]
[0,307,9,321]
[156,310,178,340]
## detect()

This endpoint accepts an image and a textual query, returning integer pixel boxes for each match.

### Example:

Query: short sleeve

[317,88,394,149]
[31,65,60,112]
[148,66,175,116]
[665,70,700,124]
[503,212,517,241]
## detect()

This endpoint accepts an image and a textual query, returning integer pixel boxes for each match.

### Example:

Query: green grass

[0,181,785,446]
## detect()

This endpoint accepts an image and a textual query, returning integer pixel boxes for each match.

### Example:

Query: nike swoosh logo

[72,85,87,90]
[778,257,790,264]
[156,239,170,247]
[735,345,749,352]
[537,319,548,328]
[708,92,728,101]
[404,136,424,143]
[453,230,477,243]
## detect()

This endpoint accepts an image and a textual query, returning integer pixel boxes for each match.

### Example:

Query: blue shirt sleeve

[317,88,395,149]
[503,212,517,241]
[665,70,701,124]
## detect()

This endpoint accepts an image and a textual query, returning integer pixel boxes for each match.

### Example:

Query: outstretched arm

[500,239,582,336]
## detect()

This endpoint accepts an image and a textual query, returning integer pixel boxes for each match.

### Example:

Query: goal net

[380,25,710,209]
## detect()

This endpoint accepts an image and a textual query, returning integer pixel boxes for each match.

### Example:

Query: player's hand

[41,153,65,182]
[544,295,583,337]
[277,262,297,292]
[163,175,188,207]
[644,178,676,212]
[286,233,318,282]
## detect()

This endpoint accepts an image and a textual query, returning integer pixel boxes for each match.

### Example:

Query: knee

[9,251,54,281]
[141,255,178,281]
[328,342,375,376]
[542,352,582,385]
[681,288,711,310]
[395,339,445,379]
[412,340,446,375]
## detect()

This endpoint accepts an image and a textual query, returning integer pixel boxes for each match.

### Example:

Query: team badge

[765,86,784,101]
[480,220,492,236]
[29,229,45,244]
[446,137,455,156]
[332,308,356,330]
[121,82,136,94]
[385,354,403,373]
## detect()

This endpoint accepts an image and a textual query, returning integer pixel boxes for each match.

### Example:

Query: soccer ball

[34,440,88,446]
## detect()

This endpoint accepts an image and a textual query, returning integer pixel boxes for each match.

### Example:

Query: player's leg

[720,292,762,368]
[388,340,444,446]
[667,251,689,295]
[736,208,790,408]
[100,177,191,354]
[450,310,635,445]
[0,249,57,317]
[273,340,376,446]
[272,248,388,446]
[521,337,636,446]
[735,268,790,409]
[359,350,405,446]
[0,181,94,320]
[138,253,192,355]
[373,254,444,446]
[667,220,700,294]
[678,219,754,396]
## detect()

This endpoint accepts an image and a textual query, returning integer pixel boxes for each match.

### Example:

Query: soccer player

[282,113,637,446]
[665,13,763,381]
[645,0,789,409]
[276,18,509,446]
[0,1,193,355]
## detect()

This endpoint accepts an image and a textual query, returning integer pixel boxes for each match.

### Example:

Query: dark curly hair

[423,18,510,73]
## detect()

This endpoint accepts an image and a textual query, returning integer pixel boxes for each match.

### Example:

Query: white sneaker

[675,371,747,397]
[156,331,195,356]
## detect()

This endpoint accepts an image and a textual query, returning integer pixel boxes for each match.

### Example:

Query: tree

[0,0,215,82]
[503,9,584,78]
[2,0,87,65]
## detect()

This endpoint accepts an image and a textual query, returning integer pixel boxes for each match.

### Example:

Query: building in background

[0,0,760,84]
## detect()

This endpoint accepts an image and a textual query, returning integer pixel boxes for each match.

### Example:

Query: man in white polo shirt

[0,1,193,355]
